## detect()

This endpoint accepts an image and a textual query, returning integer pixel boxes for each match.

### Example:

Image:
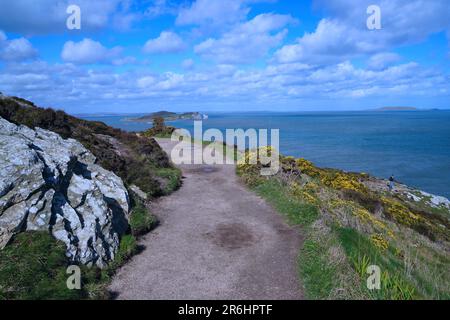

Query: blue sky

[0,0,449,113]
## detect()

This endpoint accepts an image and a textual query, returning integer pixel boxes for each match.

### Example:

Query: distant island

[373,107,418,111]
[128,111,208,122]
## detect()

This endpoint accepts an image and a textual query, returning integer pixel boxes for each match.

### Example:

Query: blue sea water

[81,111,450,198]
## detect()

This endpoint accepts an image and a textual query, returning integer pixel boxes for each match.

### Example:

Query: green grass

[0,189,160,300]
[336,227,417,300]
[0,232,84,300]
[155,167,182,195]
[244,178,342,299]
[244,177,328,297]
[129,202,157,236]
[0,231,141,300]
[253,179,319,226]
[237,155,450,300]
[393,240,450,299]
[298,238,337,299]
[338,227,395,271]
[84,234,140,299]
[108,235,137,270]
[238,174,426,300]
[81,234,139,299]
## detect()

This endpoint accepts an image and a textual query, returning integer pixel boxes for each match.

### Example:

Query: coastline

[79,111,450,199]
[165,130,450,204]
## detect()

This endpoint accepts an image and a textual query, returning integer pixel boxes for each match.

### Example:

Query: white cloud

[368,52,401,70]
[195,13,295,64]
[112,56,137,66]
[314,0,450,42]
[137,76,156,88]
[275,0,450,65]
[3,56,448,112]
[143,31,186,54]
[61,38,122,64]
[155,72,184,90]
[176,0,249,30]
[0,32,38,61]
[0,0,126,35]
[1,0,449,111]
[145,0,180,18]
[182,59,195,69]
[274,19,380,64]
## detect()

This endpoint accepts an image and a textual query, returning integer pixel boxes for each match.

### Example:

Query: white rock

[0,117,131,267]
[420,191,450,209]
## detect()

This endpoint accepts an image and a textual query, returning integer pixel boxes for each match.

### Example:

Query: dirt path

[109,139,303,300]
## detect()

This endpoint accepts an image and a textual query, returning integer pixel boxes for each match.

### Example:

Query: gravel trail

[109,139,303,299]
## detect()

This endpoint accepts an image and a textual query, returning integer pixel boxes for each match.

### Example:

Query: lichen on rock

[0,117,130,268]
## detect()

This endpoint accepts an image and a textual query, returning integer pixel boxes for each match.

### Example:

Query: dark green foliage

[342,189,382,214]
[0,97,180,197]
[153,116,165,132]
[11,96,36,107]
[143,116,176,138]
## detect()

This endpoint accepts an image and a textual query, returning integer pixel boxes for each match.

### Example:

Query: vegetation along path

[109,138,303,299]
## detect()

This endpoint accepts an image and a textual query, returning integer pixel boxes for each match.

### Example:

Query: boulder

[0,117,130,267]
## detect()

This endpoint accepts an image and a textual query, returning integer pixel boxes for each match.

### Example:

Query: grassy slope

[251,180,366,299]
[237,152,450,300]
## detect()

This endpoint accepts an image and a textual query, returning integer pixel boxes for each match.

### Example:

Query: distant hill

[129,111,207,122]
[373,106,418,111]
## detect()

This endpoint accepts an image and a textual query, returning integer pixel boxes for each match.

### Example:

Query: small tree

[144,116,174,138]
[153,116,165,133]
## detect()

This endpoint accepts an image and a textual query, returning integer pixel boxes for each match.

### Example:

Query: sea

[80,111,450,198]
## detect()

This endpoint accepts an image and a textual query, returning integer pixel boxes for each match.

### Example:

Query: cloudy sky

[0,0,449,113]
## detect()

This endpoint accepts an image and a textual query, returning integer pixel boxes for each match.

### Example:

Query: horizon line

[73,108,450,117]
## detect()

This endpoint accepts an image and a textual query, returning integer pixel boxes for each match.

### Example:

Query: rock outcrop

[0,117,130,267]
